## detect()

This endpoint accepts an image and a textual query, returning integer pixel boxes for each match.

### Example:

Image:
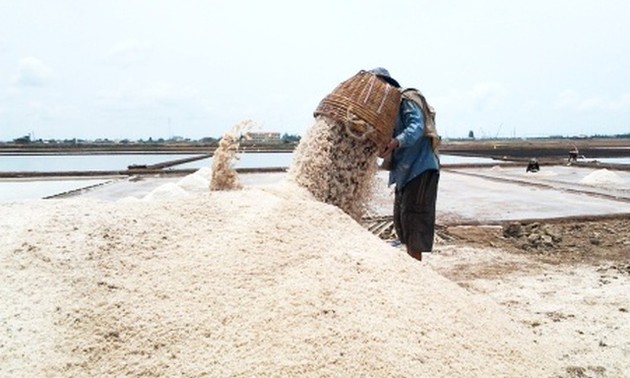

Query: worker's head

[368,67,401,88]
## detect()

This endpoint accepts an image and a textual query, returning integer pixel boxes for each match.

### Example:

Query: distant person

[372,67,440,261]
[526,158,540,173]
[568,145,579,164]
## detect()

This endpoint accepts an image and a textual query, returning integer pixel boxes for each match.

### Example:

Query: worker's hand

[379,138,399,158]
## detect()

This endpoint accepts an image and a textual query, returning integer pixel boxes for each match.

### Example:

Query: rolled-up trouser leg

[393,185,405,244]
[395,170,439,253]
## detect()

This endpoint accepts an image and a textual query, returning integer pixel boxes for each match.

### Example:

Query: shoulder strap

[401,88,435,125]
[401,88,440,152]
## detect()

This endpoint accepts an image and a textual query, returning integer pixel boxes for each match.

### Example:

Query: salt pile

[177,168,211,192]
[580,168,623,186]
[0,178,560,377]
[143,182,191,201]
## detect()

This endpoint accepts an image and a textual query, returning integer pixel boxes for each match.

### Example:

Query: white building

[245,132,282,143]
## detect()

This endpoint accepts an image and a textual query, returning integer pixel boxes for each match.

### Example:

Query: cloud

[106,39,153,66]
[555,90,630,112]
[95,82,201,113]
[13,57,52,86]
[434,82,508,113]
[23,100,82,121]
[610,94,630,111]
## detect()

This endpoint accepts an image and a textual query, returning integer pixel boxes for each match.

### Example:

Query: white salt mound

[580,168,622,186]
[0,181,561,377]
[177,171,210,193]
[143,182,190,201]
[194,166,213,181]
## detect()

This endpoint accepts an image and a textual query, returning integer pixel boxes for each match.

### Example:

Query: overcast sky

[1,0,629,141]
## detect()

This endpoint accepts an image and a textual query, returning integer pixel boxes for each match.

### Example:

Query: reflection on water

[438,155,498,165]
[175,152,293,170]
[596,157,630,165]
[178,153,507,169]
[4,153,628,173]
[0,154,199,172]
[0,179,110,201]
[0,153,295,172]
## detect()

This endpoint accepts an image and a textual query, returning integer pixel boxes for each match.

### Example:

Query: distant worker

[568,145,579,164]
[526,158,540,173]
[372,67,440,262]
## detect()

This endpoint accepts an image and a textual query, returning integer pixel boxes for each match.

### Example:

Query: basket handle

[343,106,375,142]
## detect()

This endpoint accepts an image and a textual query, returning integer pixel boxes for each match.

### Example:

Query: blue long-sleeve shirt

[388,98,440,190]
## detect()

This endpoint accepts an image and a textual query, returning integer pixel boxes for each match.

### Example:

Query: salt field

[0,153,502,201]
[0,152,501,174]
[3,1,630,375]
[16,164,628,224]
[2,162,629,377]
[2,144,630,377]
[2,151,630,228]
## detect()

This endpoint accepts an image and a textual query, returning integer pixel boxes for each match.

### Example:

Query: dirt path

[427,218,630,377]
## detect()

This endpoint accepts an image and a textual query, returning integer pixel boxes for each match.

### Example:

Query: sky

[1,0,629,141]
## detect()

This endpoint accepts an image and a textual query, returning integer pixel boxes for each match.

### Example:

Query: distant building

[245,131,281,144]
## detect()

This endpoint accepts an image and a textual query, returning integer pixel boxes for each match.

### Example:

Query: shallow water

[0,154,199,172]
[2,153,628,202]
[0,179,111,201]
[0,153,509,173]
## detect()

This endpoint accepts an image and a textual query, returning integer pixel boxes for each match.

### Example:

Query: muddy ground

[440,138,630,160]
[440,217,630,268]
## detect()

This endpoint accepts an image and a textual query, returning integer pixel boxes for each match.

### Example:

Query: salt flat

[64,165,630,223]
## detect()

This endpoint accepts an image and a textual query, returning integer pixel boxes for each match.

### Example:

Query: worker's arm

[395,99,425,148]
[380,100,425,158]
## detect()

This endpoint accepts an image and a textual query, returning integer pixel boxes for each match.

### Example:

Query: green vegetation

[0,133,302,153]
[4,133,302,145]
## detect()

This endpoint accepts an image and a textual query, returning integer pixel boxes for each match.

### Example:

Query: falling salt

[288,116,380,221]
[210,120,258,191]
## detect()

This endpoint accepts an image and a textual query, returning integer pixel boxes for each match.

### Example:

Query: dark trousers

[393,170,439,253]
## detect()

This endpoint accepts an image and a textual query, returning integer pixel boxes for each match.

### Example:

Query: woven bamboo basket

[314,70,401,147]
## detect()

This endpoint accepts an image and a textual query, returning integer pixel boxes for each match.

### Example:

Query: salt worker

[373,67,440,261]
[526,158,540,173]
[568,145,581,164]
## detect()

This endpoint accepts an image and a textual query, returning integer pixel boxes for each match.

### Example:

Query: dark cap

[368,67,401,88]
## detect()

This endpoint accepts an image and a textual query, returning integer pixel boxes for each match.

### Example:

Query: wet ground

[370,165,630,224]
[39,164,630,225]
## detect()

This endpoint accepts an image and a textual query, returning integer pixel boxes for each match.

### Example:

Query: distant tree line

[6,131,630,146]
[450,131,630,142]
[4,133,302,145]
